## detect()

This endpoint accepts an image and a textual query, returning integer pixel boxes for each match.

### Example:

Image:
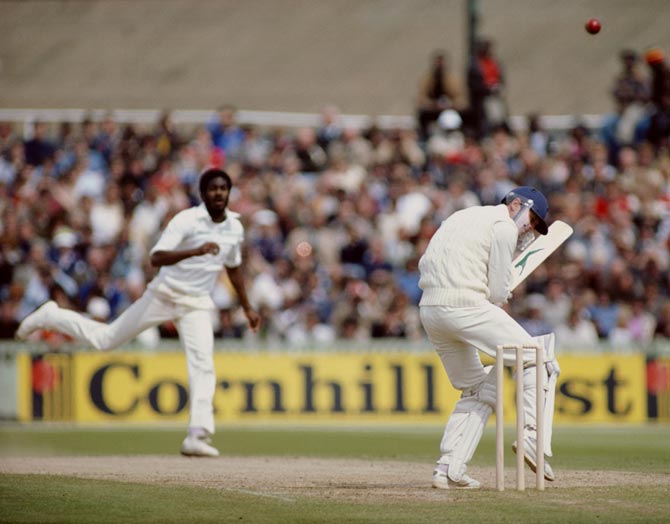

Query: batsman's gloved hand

[492,291,513,307]
[545,358,561,378]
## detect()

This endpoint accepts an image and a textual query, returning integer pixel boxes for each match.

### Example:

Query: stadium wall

[3,1,670,116]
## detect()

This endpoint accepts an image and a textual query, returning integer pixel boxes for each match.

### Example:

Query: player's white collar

[196,203,241,221]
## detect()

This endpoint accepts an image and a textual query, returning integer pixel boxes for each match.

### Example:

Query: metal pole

[466,0,480,61]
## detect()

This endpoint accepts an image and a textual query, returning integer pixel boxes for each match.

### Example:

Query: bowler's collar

[196,203,240,222]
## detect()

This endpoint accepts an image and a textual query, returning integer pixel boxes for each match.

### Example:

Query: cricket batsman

[418,186,560,489]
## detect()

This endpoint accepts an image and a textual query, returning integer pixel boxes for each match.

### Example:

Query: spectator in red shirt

[466,39,507,139]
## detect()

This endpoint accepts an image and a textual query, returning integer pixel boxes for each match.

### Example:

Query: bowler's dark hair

[199,168,232,198]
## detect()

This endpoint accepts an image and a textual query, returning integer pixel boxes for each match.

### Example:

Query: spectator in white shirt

[555,306,600,350]
[90,182,124,246]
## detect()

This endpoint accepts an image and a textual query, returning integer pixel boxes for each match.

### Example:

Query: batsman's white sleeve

[488,221,516,305]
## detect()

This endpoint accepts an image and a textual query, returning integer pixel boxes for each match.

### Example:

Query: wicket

[495,343,545,491]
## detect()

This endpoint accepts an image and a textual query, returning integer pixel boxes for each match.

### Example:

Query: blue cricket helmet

[502,186,549,235]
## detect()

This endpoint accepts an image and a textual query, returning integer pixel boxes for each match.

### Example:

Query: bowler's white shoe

[16,301,58,340]
[512,437,555,481]
[180,434,220,457]
[432,464,481,489]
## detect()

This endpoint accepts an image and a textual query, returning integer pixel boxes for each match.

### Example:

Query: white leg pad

[438,370,496,480]
[523,333,559,456]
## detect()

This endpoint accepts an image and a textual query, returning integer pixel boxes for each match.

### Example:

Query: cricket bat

[510,220,574,290]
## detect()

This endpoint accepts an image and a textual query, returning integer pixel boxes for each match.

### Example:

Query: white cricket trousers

[41,291,216,434]
[420,303,554,476]
[420,303,538,390]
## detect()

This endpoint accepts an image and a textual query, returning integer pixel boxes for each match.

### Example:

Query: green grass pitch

[1,424,669,523]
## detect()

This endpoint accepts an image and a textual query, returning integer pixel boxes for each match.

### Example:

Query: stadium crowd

[1,47,669,351]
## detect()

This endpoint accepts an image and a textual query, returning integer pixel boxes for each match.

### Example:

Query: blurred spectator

[527,113,550,157]
[554,306,600,350]
[370,288,421,340]
[3,76,670,350]
[92,114,121,165]
[0,301,20,339]
[395,254,422,305]
[435,176,481,221]
[588,291,620,339]
[24,121,55,167]
[640,48,670,152]
[602,49,650,158]
[16,240,54,320]
[518,294,553,337]
[155,111,182,160]
[363,238,393,277]
[339,221,369,276]
[90,182,124,246]
[207,105,245,163]
[285,307,336,346]
[644,48,670,109]
[215,308,245,339]
[240,125,273,169]
[293,127,327,173]
[646,93,670,151]
[0,140,25,185]
[72,151,107,202]
[0,122,15,153]
[655,301,670,339]
[628,295,657,344]
[316,104,343,150]
[338,314,369,342]
[539,278,571,329]
[466,39,507,139]
[128,185,169,262]
[249,209,285,263]
[415,50,464,141]
[608,305,634,350]
[328,127,374,169]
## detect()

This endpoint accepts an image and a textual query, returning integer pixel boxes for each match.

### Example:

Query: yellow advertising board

[17,351,647,424]
[68,352,457,423]
[552,354,647,422]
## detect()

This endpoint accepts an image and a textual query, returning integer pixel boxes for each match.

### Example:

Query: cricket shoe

[180,434,220,457]
[512,437,555,481]
[431,464,481,489]
[15,301,58,340]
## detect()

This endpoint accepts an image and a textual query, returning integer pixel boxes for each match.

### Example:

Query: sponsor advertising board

[16,351,650,423]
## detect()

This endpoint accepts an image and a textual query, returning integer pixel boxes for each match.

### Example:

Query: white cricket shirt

[148,204,244,306]
[418,204,517,307]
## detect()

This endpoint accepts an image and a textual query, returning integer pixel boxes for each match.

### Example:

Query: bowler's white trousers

[40,290,216,434]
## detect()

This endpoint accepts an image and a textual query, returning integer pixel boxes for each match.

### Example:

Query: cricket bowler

[418,186,560,489]
[16,168,261,457]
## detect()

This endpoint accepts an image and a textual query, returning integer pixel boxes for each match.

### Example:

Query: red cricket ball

[585,18,601,34]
